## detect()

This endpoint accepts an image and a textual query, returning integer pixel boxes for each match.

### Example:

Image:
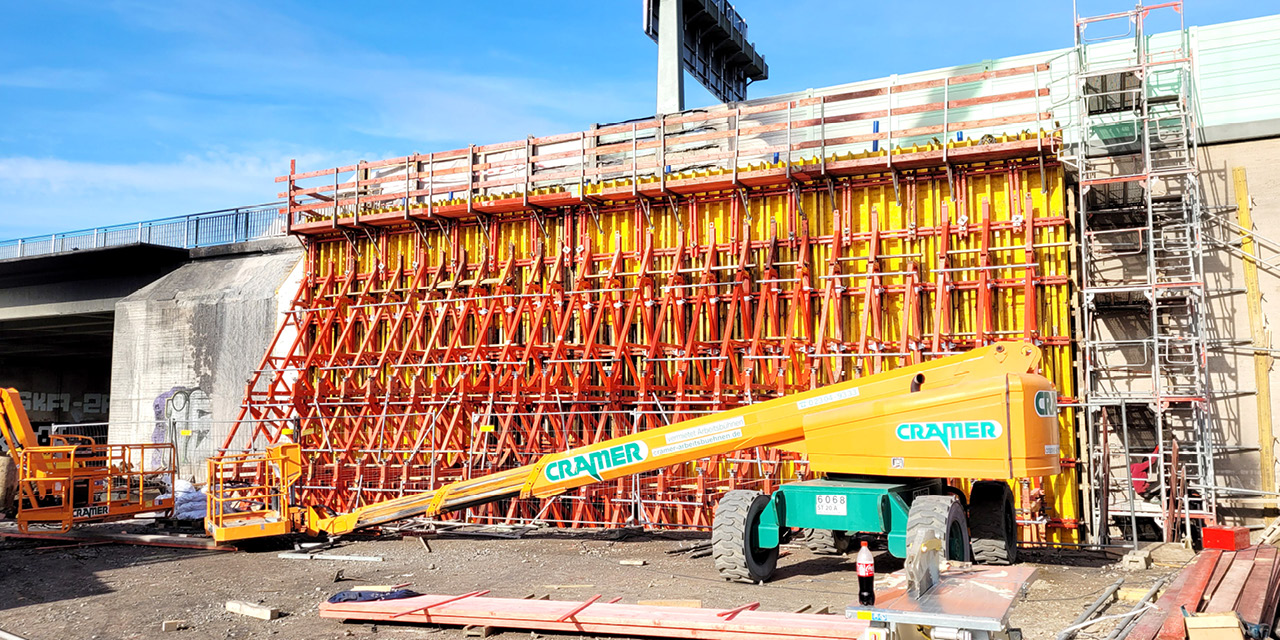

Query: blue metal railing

[0,203,287,261]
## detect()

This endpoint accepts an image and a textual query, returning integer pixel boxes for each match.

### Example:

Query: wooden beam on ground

[321,593,869,640]
[1156,551,1225,640]
[1236,546,1276,633]
[0,527,234,551]
[1204,548,1256,613]
[226,600,280,620]
[1129,550,1222,640]
[1259,553,1280,640]
[1235,166,1277,497]
[1201,551,1236,608]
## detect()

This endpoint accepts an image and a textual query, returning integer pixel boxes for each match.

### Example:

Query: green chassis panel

[756,477,943,558]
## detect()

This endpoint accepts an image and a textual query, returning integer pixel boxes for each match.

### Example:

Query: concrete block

[1121,548,1153,570]
[161,620,186,632]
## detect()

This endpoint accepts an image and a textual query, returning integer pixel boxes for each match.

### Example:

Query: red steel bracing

[222,60,1081,535]
[224,159,1075,535]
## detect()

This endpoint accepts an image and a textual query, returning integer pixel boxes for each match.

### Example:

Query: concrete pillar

[657,0,684,114]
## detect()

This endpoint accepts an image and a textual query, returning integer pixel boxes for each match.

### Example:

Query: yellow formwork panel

[297,159,1077,540]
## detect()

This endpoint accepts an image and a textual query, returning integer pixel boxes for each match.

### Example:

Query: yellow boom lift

[207,342,1060,582]
[0,390,175,532]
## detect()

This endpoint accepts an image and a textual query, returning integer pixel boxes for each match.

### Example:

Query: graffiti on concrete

[17,391,109,422]
[152,386,214,478]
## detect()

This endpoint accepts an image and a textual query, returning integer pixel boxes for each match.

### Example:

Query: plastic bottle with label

[856,540,875,606]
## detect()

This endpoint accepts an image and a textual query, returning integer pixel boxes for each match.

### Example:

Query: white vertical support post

[943,78,949,167]
[656,0,685,115]
[466,145,475,215]
[659,114,667,194]
[886,77,894,170]
[784,100,792,180]
[427,152,435,219]
[732,106,741,185]
[631,123,639,197]
[578,131,587,201]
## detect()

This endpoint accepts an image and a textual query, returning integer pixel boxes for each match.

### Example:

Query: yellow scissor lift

[0,389,175,532]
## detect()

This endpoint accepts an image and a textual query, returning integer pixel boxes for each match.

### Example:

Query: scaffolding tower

[1072,1,1215,545]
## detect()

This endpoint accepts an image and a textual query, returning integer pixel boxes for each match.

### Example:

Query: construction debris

[226,600,281,621]
[160,620,185,632]
[638,600,702,608]
[1055,578,1124,640]
[1126,546,1280,640]
[278,552,383,562]
[1122,548,1155,571]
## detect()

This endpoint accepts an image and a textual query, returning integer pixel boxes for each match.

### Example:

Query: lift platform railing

[14,442,176,533]
[205,445,300,542]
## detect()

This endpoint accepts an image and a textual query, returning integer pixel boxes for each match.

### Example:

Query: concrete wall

[1198,138,1280,514]
[108,239,302,480]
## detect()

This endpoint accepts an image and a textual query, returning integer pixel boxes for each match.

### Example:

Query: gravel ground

[0,524,1190,640]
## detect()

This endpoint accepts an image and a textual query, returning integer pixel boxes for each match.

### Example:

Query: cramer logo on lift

[896,420,1004,455]
[1034,390,1058,418]
[72,506,109,519]
[544,442,649,483]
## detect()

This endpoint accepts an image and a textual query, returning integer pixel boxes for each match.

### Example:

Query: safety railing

[0,203,286,261]
[281,62,1058,231]
[14,442,175,532]
[206,445,298,541]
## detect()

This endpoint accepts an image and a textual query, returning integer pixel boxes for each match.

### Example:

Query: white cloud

[1,1,655,237]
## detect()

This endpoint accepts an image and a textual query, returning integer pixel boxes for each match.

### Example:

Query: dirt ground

[0,523,1191,640]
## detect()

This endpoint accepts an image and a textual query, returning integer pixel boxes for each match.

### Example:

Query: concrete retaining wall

[108,239,302,480]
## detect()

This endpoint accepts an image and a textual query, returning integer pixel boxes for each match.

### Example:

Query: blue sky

[1,1,1272,238]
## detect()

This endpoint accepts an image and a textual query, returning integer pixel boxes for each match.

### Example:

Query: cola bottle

[856,540,876,606]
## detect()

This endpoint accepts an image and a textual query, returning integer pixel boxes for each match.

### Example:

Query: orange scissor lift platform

[1,388,175,532]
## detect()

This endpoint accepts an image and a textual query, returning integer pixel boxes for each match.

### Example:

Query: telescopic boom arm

[293,341,1058,537]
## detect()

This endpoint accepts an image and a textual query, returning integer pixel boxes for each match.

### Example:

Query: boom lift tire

[969,480,1018,565]
[712,490,779,583]
[801,528,853,555]
[907,494,971,562]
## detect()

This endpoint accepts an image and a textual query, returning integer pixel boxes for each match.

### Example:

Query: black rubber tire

[906,494,971,562]
[712,490,779,583]
[969,481,1018,565]
[801,528,854,555]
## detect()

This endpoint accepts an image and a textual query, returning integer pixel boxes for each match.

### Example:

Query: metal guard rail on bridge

[0,203,287,261]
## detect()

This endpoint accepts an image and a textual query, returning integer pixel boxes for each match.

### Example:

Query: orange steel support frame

[222,63,1081,542]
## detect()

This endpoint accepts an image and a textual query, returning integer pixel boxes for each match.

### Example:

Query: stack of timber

[320,591,868,640]
[1127,545,1280,640]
